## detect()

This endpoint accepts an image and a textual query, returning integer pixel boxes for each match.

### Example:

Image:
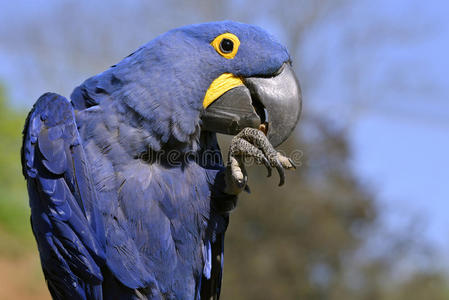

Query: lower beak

[200,62,302,147]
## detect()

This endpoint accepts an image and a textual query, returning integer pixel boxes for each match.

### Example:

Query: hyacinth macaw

[21,21,301,299]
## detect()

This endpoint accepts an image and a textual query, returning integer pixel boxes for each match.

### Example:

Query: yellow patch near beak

[202,73,244,109]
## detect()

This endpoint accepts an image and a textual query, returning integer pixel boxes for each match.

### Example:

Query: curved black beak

[201,62,302,147]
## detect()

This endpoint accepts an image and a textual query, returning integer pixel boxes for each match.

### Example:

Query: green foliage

[0,87,34,249]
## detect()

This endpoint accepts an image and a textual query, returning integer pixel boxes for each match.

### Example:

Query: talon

[262,156,272,177]
[274,160,285,186]
[288,158,297,169]
[244,185,251,194]
[276,152,295,170]
[229,127,295,187]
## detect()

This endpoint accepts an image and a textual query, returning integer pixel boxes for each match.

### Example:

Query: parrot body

[73,91,229,299]
[21,21,301,299]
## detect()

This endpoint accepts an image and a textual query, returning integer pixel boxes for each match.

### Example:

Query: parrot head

[176,21,302,147]
[73,21,301,149]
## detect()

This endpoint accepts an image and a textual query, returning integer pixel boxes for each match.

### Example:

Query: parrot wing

[21,93,106,300]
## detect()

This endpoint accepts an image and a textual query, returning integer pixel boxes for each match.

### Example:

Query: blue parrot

[21,21,301,299]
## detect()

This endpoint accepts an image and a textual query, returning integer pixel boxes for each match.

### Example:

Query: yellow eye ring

[211,33,240,59]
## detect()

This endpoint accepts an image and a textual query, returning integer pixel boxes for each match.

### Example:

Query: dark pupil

[220,38,234,53]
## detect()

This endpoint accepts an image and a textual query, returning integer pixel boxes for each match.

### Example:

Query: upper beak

[200,62,302,147]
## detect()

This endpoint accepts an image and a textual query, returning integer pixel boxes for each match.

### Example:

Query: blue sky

[287,0,449,253]
[348,1,449,251]
[0,0,448,256]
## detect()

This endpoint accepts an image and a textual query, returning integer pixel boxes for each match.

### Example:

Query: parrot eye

[219,39,234,53]
[211,33,240,59]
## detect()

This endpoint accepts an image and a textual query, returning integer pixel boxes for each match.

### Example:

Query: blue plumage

[22,21,291,299]
[22,93,106,299]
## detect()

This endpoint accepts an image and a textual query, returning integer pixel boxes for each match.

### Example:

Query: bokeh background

[1,0,448,299]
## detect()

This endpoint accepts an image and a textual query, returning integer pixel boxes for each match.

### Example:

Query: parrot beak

[200,62,302,147]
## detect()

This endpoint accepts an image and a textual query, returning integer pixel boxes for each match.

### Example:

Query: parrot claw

[226,127,295,191]
[273,158,285,186]
[262,156,272,177]
[244,185,251,194]
[289,158,297,169]
[277,152,296,170]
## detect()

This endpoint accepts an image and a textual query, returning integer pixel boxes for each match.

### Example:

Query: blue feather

[22,21,291,299]
[22,93,106,299]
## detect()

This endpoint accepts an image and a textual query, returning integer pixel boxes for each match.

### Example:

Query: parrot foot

[224,128,295,194]
[277,152,296,170]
